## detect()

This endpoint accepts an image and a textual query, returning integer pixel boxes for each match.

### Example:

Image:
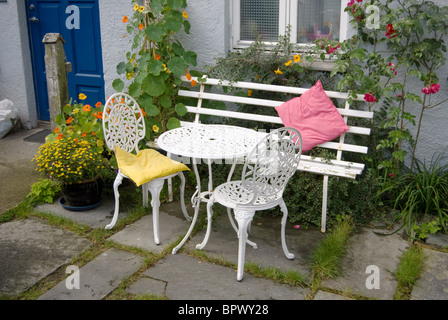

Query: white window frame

[231,0,349,50]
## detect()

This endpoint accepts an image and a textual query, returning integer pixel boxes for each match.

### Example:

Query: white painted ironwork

[178,76,374,232]
[196,127,303,281]
[156,124,266,255]
[102,93,190,243]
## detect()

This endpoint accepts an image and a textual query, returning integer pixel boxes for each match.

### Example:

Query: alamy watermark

[65,265,80,290]
[365,265,380,289]
[65,5,80,30]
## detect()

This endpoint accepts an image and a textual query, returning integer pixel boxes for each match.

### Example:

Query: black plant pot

[61,177,103,208]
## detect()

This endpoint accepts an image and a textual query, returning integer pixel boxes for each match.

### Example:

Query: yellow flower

[139,6,145,12]
[285,60,292,66]
[79,93,87,100]
[152,125,159,133]
[274,67,283,75]
[182,11,188,19]
[247,90,253,97]
[73,108,79,114]
[133,4,139,10]
[294,54,301,63]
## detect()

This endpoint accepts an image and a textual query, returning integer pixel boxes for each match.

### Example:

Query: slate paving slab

[107,204,192,254]
[186,211,325,279]
[411,248,448,300]
[0,218,91,296]
[38,248,145,300]
[323,227,409,300]
[135,253,308,300]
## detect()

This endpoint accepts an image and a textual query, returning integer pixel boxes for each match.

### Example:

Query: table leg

[172,157,201,254]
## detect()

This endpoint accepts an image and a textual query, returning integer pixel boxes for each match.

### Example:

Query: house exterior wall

[0,0,446,166]
[0,0,38,129]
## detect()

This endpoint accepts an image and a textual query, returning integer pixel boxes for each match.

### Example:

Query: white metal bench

[174,76,374,232]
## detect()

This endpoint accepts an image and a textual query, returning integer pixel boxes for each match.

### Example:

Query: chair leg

[146,179,165,245]
[234,210,255,282]
[178,172,191,221]
[105,174,124,230]
[321,175,329,233]
[227,208,258,249]
[196,195,215,250]
[279,200,295,260]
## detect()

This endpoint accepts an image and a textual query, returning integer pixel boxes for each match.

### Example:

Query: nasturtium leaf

[145,104,159,117]
[145,24,166,42]
[142,74,166,97]
[183,51,197,66]
[112,79,124,92]
[129,82,142,98]
[147,60,164,76]
[166,117,181,130]
[160,95,172,108]
[167,56,189,76]
[116,62,126,75]
[174,103,187,116]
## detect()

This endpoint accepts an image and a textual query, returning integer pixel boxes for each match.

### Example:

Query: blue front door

[26,0,105,121]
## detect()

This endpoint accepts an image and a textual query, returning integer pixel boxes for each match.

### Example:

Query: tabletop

[156,124,265,160]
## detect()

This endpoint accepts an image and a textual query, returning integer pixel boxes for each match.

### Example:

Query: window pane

[297,0,341,43]
[240,0,279,42]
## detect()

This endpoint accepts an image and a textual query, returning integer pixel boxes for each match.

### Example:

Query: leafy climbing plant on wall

[113,0,198,140]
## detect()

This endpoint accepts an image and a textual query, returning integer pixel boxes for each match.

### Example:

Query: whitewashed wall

[0,0,38,129]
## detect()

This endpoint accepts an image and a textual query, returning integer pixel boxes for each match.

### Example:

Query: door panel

[27,0,105,120]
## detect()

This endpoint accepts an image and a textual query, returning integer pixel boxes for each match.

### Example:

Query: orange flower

[95,101,102,108]
[82,132,87,137]
[96,111,103,119]
[91,131,96,136]
[66,116,73,124]
[56,133,64,140]
[186,73,192,81]
[155,54,161,60]
[83,104,91,112]
[139,23,144,30]
[122,16,128,23]
[54,127,60,133]
[141,108,147,117]
[191,80,197,87]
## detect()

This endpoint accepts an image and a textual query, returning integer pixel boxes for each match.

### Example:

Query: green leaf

[142,74,166,97]
[117,62,126,75]
[160,95,172,108]
[137,93,152,107]
[174,103,187,116]
[183,51,197,66]
[145,104,159,117]
[172,42,185,56]
[126,62,134,73]
[129,82,142,98]
[147,59,164,76]
[167,0,184,10]
[112,79,124,92]
[165,10,183,33]
[183,20,190,34]
[166,117,181,130]
[167,56,189,76]
[145,24,166,42]
[151,0,165,15]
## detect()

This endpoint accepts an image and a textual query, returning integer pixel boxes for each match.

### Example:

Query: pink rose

[431,83,440,94]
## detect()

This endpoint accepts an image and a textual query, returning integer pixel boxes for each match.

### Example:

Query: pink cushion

[275,80,349,152]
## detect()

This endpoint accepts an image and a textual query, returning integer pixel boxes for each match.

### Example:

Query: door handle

[29,17,39,23]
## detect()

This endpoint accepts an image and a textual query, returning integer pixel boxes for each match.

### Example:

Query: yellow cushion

[115,146,189,187]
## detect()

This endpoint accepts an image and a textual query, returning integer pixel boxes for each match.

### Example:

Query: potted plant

[32,93,114,209]
[32,136,109,208]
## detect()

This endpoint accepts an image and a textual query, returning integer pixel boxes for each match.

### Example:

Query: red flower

[431,83,441,94]
[154,54,161,60]
[364,92,376,103]
[326,44,340,54]
[422,83,441,95]
[385,24,397,38]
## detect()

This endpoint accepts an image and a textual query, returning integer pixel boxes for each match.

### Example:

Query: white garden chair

[197,127,303,281]
[102,93,190,244]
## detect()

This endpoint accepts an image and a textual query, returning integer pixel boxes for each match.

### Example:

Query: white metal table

[156,124,266,254]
